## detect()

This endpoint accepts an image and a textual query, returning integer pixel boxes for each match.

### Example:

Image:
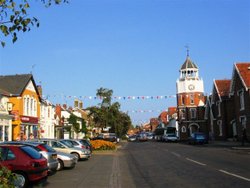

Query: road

[34,141,250,188]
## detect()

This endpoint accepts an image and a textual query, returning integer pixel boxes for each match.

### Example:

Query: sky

[0,0,249,125]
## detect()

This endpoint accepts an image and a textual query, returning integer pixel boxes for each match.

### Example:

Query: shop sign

[20,115,38,124]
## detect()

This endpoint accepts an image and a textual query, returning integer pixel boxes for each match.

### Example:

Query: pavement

[208,140,250,150]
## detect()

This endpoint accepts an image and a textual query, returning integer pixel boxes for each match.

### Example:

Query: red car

[0,144,48,188]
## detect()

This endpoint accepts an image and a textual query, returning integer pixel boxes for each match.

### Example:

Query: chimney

[74,99,79,108]
[37,85,42,98]
[79,101,83,109]
[63,104,67,109]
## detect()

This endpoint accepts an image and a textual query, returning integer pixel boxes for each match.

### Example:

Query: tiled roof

[0,88,11,96]
[235,63,250,89]
[181,56,198,70]
[0,74,33,95]
[215,80,231,97]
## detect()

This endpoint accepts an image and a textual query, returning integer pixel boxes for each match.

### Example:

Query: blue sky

[0,0,249,125]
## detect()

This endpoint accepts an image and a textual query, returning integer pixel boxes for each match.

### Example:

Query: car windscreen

[20,146,42,159]
[40,143,56,152]
[60,140,73,148]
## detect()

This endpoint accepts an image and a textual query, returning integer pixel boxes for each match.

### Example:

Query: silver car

[61,139,92,154]
[38,138,91,161]
[56,151,77,171]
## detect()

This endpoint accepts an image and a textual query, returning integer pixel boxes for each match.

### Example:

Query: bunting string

[43,94,177,100]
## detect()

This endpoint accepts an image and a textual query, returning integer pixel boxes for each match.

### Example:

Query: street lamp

[7,102,13,113]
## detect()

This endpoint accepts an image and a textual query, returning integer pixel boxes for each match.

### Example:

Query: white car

[162,134,178,142]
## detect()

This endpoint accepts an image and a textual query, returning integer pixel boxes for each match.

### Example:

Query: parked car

[0,144,48,188]
[162,133,178,142]
[137,132,148,141]
[4,141,58,173]
[128,135,137,142]
[56,151,77,171]
[61,139,92,153]
[92,133,119,142]
[36,139,91,161]
[188,132,208,145]
[77,139,93,152]
[146,132,154,140]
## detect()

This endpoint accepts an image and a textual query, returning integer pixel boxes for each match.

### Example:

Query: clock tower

[176,52,207,140]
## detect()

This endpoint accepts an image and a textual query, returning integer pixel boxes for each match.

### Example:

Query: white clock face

[188,84,195,90]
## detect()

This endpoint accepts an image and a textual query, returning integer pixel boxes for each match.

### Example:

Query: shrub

[90,140,116,151]
[0,166,15,188]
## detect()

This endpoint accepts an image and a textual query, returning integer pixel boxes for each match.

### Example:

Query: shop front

[20,115,39,139]
[0,114,12,142]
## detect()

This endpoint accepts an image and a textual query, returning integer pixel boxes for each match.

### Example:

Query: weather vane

[185,44,190,57]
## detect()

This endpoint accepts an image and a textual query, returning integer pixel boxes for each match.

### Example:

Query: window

[190,94,194,104]
[217,120,223,136]
[180,109,185,119]
[30,98,33,116]
[238,90,245,110]
[24,97,27,115]
[182,95,185,105]
[27,98,30,116]
[34,100,37,116]
[239,116,246,129]
[190,108,196,119]
[216,101,221,117]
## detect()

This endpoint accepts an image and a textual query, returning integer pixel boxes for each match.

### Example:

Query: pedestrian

[241,128,247,146]
[29,133,34,140]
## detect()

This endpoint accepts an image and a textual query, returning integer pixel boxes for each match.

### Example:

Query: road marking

[171,152,181,157]
[186,158,207,166]
[219,170,250,182]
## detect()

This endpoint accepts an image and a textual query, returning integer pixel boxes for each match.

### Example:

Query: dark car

[188,132,208,145]
[92,133,118,143]
[0,144,48,188]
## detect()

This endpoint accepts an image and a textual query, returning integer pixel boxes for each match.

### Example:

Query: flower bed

[90,140,116,151]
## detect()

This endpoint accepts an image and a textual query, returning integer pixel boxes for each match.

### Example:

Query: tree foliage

[0,0,68,47]
[87,87,132,138]
[68,114,87,138]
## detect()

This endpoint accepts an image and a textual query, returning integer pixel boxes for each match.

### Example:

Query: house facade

[209,79,234,140]
[0,91,13,141]
[40,99,56,139]
[0,74,41,141]
[229,63,250,141]
[176,54,207,140]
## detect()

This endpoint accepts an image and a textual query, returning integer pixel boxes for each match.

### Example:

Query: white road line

[186,158,207,166]
[219,170,250,182]
[171,152,181,157]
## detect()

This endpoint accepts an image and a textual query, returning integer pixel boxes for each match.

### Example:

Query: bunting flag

[123,109,167,113]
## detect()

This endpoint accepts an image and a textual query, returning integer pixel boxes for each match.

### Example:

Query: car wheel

[71,152,80,161]
[13,172,28,188]
[57,159,64,171]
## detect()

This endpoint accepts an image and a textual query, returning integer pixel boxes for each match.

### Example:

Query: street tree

[0,0,68,47]
[87,87,132,138]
